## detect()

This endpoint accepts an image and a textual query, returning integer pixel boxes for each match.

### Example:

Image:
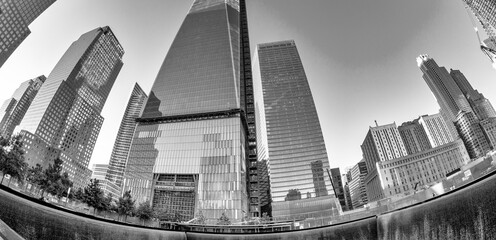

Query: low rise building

[372,139,469,199]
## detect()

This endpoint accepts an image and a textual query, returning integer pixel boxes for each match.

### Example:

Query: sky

[0,0,495,172]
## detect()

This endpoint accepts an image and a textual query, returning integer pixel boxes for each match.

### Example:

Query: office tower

[376,139,469,198]
[450,69,496,121]
[123,0,256,223]
[348,160,368,209]
[91,164,108,181]
[361,123,408,201]
[361,123,408,173]
[455,111,491,158]
[480,118,496,149]
[417,55,473,138]
[470,95,496,120]
[418,113,455,147]
[398,120,432,155]
[18,27,124,190]
[12,0,56,25]
[253,40,339,220]
[462,0,496,30]
[0,76,45,138]
[257,159,271,216]
[330,168,346,210]
[0,0,56,68]
[449,69,476,97]
[341,173,353,211]
[104,83,147,198]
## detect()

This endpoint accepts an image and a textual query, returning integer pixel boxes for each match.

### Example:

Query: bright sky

[0,0,495,173]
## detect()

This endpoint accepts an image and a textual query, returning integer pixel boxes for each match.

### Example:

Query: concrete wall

[1,169,496,239]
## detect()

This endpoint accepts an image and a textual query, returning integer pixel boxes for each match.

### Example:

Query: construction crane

[463,1,496,68]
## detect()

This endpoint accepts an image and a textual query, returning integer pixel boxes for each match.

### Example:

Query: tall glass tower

[0,75,45,138]
[253,40,340,220]
[104,83,148,199]
[0,0,56,68]
[123,0,257,222]
[17,27,124,190]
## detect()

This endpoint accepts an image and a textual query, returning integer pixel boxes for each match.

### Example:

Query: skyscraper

[17,27,124,190]
[348,160,368,209]
[341,173,353,211]
[361,123,408,201]
[0,75,45,138]
[91,164,108,182]
[12,0,56,25]
[0,0,56,68]
[398,120,432,155]
[418,57,495,158]
[462,0,496,30]
[123,0,256,222]
[417,55,472,139]
[253,40,340,220]
[418,113,455,147]
[450,69,496,121]
[330,168,346,210]
[480,118,496,149]
[455,111,491,158]
[104,83,148,199]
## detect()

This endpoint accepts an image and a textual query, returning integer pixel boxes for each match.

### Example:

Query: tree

[191,210,206,225]
[261,212,270,224]
[37,158,73,198]
[284,189,301,201]
[116,190,135,221]
[55,172,73,199]
[27,164,44,192]
[216,212,231,226]
[135,202,154,225]
[74,187,85,201]
[84,178,105,214]
[102,193,114,212]
[0,135,28,186]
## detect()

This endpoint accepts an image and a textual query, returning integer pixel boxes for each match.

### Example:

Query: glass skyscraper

[17,26,124,190]
[0,75,45,138]
[123,0,257,222]
[104,83,147,199]
[0,0,56,68]
[253,40,340,220]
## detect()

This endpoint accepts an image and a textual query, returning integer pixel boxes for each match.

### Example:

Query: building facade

[348,160,368,209]
[462,0,496,30]
[253,40,340,220]
[341,173,353,211]
[17,27,124,190]
[0,0,55,68]
[450,69,496,121]
[398,120,432,155]
[361,123,408,201]
[123,0,257,223]
[375,139,470,198]
[480,118,496,149]
[91,164,108,181]
[455,111,491,158]
[417,55,473,139]
[104,83,147,198]
[418,113,455,148]
[0,76,45,138]
[330,168,346,210]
